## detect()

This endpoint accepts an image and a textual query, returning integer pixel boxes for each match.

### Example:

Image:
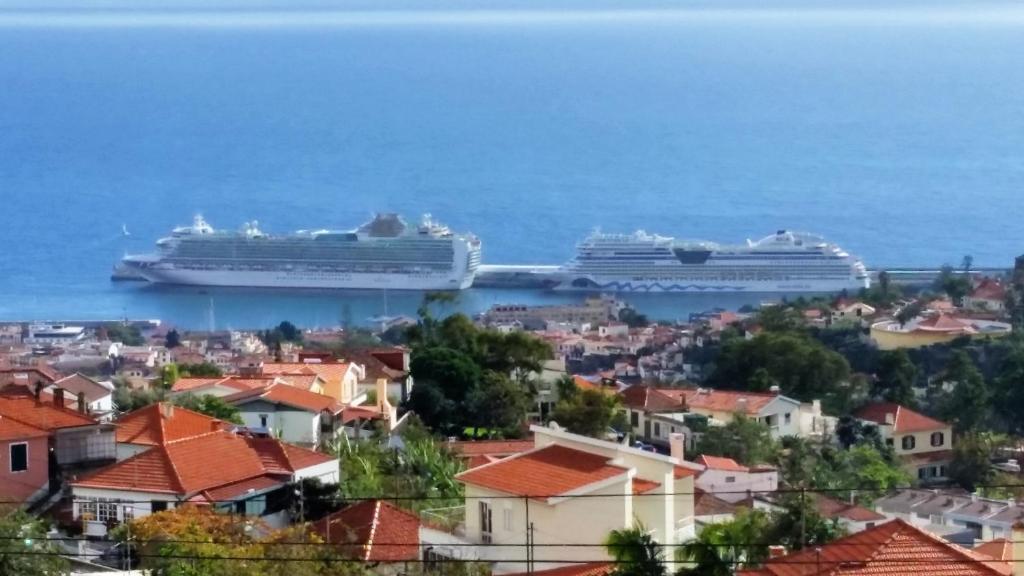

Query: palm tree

[604,524,665,576]
[677,510,772,576]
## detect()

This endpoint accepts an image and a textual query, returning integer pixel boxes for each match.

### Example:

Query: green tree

[894,301,924,327]
[757,305,802,333]
[106,322,145,345]
[696,414,779,466]
[405,380,458,435]
[173,393,243,424]
[678,509,772,575]
[466,372,530,438]
[179,362,223,378]
[764,493,846,551]
[932,350,989,433]
[605,524,666,576]
[0,508,69,576]
[709,332,850,400]
[160,363,180,388]
[992,340,1024,434]
[551,388,620,439]
[114,384,164,412]
[948,432,1003,491]
[935,264,971,304]
[165,329,181,349]
[872,350,917,406]
[618,307,650,328]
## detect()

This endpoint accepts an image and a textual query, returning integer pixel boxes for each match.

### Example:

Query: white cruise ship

[557,229,869,293]
[122,214,481,290]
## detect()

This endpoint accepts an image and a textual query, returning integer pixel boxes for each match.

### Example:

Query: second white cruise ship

[558,229,869,293]
[122,213,481,290]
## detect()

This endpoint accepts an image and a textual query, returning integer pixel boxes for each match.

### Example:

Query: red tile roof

[447,439,535,458]
[736,519,1011,576]
[504,563,613,576]
[811,494,886,523]
[971,279,1007,302]
[223,383,345,415]
[915,313,973,333]
[620,385,687,412]
[456,445,629,498]
[697,454,749,472]
[975,539,1012,563]
[0,416,49,441]
[694,489,738,517]
[0,390,99,431]
[312,500,421,562]
[855,403,949,433]
[171,376,274,394]
[679,388,779,415]
[72,431,336,499]
[116,403,226,446]
[632,478,661,494]
[262,362,354,388]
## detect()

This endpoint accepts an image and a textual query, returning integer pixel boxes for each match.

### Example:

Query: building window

[725,476,736,483]
[122,505,135,522]
[503,507,513,531]
[630,412,639,427]
[865,522,875,529]
[151,501,168,513]
[784,413,791,425]
[9,442,28,473]
[654,423,661,437]
[930,432,944,447]
[902,436,916,450]
[479,502,493,543]
[918,468,926,480]
[259,414,268,428]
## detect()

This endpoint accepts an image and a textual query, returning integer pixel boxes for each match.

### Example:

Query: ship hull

[554,276,869,293]
[131,266,475,291]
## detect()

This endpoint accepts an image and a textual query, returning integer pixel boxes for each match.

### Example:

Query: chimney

[53,388,65,409]
[77,391,87,414]
[769,385,781,395]
[33,381,43,400]
[161,403,174,419]
[768,546,787,559]
[884,412,895,425]
[375,378,389,411]
[669,432,685,461]
[1012,522,1024,576]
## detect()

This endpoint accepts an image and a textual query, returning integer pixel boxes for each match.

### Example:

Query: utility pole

[800,487,806,549]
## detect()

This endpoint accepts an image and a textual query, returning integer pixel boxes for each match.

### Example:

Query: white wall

[696,469,778,503]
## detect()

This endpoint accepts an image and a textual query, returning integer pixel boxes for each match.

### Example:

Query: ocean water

[1,1,1023,328]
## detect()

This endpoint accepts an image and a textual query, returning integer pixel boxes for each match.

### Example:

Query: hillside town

[2,261,1024,576]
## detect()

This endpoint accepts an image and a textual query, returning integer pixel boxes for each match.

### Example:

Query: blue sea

[1,0,1023,328]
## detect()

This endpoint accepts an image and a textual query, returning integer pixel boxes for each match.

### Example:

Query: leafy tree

[821,373,870,416]
[696,414,779,466]
[0,508,69,576]
[757,305,803,333]
[763,493,846,551]
[991,340,1024,434]
[709,332,850,400]
[618,307,650,328]
[410,347,481,405]
[835,415,884,451]
[114,384,164,412]
[932,350,989,433]
[173,393,243,424]
[894,300,924,327]
[872,350,917,406]
[948,432,1003,491]
[466,372,530,438]
[935,263,971,304]
[160,363,180,388]
[179,362,223,378]
[605,524,665,576]
[678,508,772,575]
[551,388,620,439]
[405,380,458,435]
[165,329,182,349]
[106,322,145,345]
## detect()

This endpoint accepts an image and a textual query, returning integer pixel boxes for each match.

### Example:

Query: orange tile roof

[855,403,949,433]
[975,538,1012,562]
[697,454,749,472]
[171,376,274,394]
[0,390,99,431]
[446,439,535,458]
[674,465,699,479]
[736,519,1010,576]
[679,388,779,415]
[72,431,336,498]
[810,493,885,523]
[262,362,353,387]
[224,383,345,415]
[274,374,322,391]
[456,445,629,498]
[312,500,421,562]
[916,313,973,333]
[971,280,1007,301]
[0,416,49,441]
[620,385,687,412]
[115,403,225,446]
[632,478,661,494]
[694,489,738,517]
[504,563,613,576]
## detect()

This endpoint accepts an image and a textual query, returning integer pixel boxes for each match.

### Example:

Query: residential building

[737,519,1012,576]
[456,423,698,574]
[0,389,116,504]
[830,300,877,325]
[25,324,86,346]
[694,455,778,504]
[170,375,280,398]
[965,279,1008,313]
[344,348,413,403]
[871,314,1012,350]
[71,430,339,531]
[855,403,953,482]
[312,500,423,564]
[0,365,60,391]
[47,373,115,420]
[751,492,887,534]
[447,439,536,469]
[262,359,365,404]
[619,385,696,449]
[875,489,1024,543]
[223,382,347,447]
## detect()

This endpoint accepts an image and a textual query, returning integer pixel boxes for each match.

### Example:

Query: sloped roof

[680,388,780,415]
[696,454,749,472]
[262,362,354,387]
[0,390,99,431]
[223,383,345,415]
[171,376,275,394]
[970,280,1006,302]
[811,494,886,523]
[0,416,49,441]
[72,431,336,498]
[456,445,629,498]
[51,373,112,402]
[736,519,1010,576]
[915,314,973,333]
[855,403,949,433]
[975,539,1012,562]
[447,439,535,459]
[312,500,421,562]
[694,488,739,517]
[620,385,686,412]
[115,403,225,446]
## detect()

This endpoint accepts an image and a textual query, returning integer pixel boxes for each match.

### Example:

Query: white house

[223,382,346,448]
[693,455,778,504]
[456,424,699,574]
